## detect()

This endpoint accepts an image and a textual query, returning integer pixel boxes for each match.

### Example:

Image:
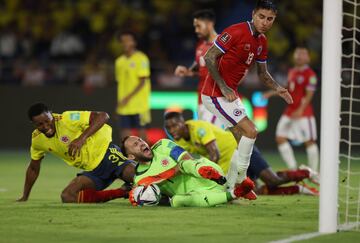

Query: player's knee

[304,140,316,147]
[276,136,287,144]
[61,189,77,203]
[265,177,282,187]
[245,127,257,139]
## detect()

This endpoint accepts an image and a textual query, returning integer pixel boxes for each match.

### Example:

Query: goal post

[319,0,342,233]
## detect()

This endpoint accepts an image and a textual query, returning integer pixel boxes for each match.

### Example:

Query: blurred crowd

[0,0,322,89]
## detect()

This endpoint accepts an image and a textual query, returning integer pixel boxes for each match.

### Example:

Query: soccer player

[201,0,293,194]
[164,112,318,196]
[115,31,151,141]
[174,9,224,128]
[17,103,135,203]
[264,47,319,172]
[121,136,255,207]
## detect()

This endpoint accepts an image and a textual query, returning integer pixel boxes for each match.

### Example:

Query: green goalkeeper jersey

[133,139,223,197]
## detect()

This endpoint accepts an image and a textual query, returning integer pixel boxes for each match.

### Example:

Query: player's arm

[174,61,198,77]
[118,77,147,106]
[204,45,237,101]
[68,111,110,157]
[292,90,315,118]
[17,159,42,202]
[204,140,220,163]
[256,62,293,104]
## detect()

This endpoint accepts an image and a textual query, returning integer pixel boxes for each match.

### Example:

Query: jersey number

[245,52,255,65]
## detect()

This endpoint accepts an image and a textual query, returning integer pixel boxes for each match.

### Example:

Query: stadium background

[0,0,323,149]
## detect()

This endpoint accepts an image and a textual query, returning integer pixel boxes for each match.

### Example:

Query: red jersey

[201,21,268,97]
[284,66,317,117]
[195,40,213,104]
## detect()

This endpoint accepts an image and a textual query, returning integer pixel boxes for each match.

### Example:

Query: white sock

[236,136,256,183]
[306,143,319,172]
[226,151,239,191]
[278,142,297,169]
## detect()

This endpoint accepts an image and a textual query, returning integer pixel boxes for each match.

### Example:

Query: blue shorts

[117,114,143,129]
[247,146,270,181]
[78,143,135,190]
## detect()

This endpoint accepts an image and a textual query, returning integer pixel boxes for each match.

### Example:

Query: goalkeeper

[121,136,254,207]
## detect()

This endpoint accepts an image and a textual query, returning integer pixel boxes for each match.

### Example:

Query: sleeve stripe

[170,146,186,161]
[256,59,267,63]
[214,41,226,53]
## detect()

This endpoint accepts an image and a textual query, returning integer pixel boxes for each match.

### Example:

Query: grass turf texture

[0,150,359,243]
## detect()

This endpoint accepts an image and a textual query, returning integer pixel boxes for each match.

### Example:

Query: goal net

[338,0,360,231]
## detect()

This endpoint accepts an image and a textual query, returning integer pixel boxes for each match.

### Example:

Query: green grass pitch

[0,150,359,243]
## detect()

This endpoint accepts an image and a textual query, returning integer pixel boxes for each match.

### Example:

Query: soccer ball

[131,184,161,206]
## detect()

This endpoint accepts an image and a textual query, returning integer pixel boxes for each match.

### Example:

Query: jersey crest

[219,32,231,44]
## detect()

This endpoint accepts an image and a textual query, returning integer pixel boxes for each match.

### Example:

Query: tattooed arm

[204,45,237,102]
[257,62,293,104]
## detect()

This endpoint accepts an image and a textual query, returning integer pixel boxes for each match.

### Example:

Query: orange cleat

[233,177,255,198]
[243,190,257,200]
[198,166,227,185]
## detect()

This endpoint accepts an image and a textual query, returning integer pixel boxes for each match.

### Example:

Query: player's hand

[174,65,189,77]
[119,97,130,107]
[276,87,293,104]
[16,196,28,202]
[220,85,237,102]
[68,137,86,158]
[262,90,275,99]
[291,109,303,119]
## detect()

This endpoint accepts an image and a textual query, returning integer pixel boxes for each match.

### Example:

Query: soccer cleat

[243,190,257,200]
[297,182,319,196]
[233,177,255,198]
[299,164,320,185]
[198,166,227,185]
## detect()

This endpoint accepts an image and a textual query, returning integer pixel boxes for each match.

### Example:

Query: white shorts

[276,115,317,143]
[198,104,226,129]
[201,94,247,128]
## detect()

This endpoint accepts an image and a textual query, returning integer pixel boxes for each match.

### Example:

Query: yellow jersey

[30,111,112,171]
[174,120,237,173]
[115,51,151,115]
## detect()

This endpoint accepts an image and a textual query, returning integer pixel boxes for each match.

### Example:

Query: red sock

[278,169,310,182]
[77,188,128,203]
[266,185,300,195]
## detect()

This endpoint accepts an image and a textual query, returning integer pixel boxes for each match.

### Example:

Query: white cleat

[297,182,319,196]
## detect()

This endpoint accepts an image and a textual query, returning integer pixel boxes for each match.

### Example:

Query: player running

[264,47,319,173]
[201,0,293,196]
[174,9,224,128]
[17,103,135,203]
[164,112,318,196]
[121,136,255,207]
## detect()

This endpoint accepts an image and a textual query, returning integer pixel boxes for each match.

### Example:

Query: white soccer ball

[132,184,161,206]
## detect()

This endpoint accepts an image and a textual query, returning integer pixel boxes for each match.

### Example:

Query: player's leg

[179,157,227,185]
[118,114,133,141]
[139,110,151,142]
[302,116,319,172]
[61,175,97,203]
[276,115,297,169]
[68,144,135,203]
[171,181,254,207]
[201,95,255,187]
[171,191,229,207]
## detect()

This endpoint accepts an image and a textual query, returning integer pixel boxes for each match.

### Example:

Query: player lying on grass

[164,112,319,196]
[121,136,255,207]
[17,103,135,203]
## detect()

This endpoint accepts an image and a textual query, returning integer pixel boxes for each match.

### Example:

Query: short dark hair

[28,103,50,121]
[192,9,216,23]
[164,112,183,121]
[255,0,277,14]
[118,30,138,42]
[120,136,131,157]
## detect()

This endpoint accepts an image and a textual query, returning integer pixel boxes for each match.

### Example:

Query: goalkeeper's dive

[121,136,255,207]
